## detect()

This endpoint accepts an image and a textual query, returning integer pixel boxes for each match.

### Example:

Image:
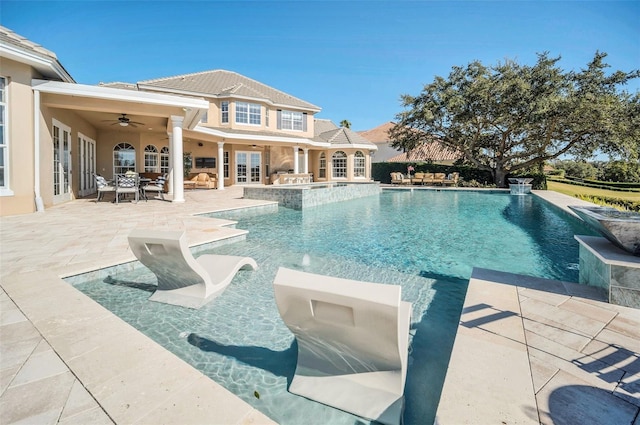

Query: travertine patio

[1,187,638,424]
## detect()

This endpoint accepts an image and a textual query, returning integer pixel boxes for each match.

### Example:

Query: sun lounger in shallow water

[128,229,257,309]
[272,267,412,425]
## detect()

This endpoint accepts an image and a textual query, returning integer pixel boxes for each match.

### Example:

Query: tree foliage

[339,119,352,128]
[390,52,639,186]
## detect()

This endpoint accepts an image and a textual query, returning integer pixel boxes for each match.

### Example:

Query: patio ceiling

[34,80,209,135]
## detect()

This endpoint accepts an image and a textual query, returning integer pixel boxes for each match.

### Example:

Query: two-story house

[0,25,376,216]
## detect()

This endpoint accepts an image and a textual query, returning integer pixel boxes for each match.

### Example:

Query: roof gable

[138,69,320,112]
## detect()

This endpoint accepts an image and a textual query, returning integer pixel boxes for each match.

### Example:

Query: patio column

[293,145,299,174]
[167,132,174,195]
[217,141,225,191]
[33,89,44,212]
[302,148,309,174]
[171,116,185,203]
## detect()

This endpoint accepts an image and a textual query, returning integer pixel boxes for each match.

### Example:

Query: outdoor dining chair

[115,173,139,204]
[142,174,167,201]
[94,174,115,202]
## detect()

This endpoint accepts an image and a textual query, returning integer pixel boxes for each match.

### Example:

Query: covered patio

[33,80,208,210]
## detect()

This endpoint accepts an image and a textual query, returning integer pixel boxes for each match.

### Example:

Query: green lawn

[547,180,640,202]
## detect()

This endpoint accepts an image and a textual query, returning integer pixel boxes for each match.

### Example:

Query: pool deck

[1,187,638,424]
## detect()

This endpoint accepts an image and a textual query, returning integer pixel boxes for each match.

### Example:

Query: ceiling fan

[102,113,145,128]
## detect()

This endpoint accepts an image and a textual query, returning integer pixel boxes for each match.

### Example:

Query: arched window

[332,151,347,178]
[160,147,170,174]
[354,151,365,178]
[318,152,326,178]
[144,145,159,172]
[113,143,136,175]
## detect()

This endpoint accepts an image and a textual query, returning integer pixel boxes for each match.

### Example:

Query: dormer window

[236,102,261,125]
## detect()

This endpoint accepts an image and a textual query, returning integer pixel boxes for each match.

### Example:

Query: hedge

[372,162,547,189]
[548,176,640,193]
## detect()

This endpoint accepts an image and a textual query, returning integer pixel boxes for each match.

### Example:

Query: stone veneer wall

[576,235,640,309]
[243,183,381,209]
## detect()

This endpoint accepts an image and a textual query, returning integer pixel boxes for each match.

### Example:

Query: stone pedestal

[575,235,640,308]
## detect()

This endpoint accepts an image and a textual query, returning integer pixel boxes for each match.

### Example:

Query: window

[319,153,326,178]
[160,147,169,174]
[354,151,365,177]
[221,101,229,124]
[0,77,8,193]
[200,110,208,123]
[144,145,159,172]
[278,110,305,131]
[332,151,347,178]
[235,102,261,125]
[223,151,229,178]
[195,157,216,168]
[113,143,136,175]
[265,109,270,127]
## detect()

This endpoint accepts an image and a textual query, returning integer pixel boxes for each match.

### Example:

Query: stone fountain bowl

[569,206,640,256]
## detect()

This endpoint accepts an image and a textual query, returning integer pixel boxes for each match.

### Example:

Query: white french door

[235,151,262,184]
[52,119,72,203]
[78,133,96,197]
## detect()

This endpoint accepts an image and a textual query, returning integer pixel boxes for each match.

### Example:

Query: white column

[167,132,174,195]
[303,148,309,174]
[171,116,185,203]
[33,89,44,212]
[293,145,299,174]
[217,141,225,190]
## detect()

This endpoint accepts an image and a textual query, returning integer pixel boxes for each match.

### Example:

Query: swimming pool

[70,191,596,424]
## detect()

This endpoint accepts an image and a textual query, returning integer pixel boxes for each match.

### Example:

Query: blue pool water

[71,191,596,425]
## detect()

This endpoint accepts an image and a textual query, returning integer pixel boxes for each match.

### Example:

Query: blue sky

[2,1,639,131]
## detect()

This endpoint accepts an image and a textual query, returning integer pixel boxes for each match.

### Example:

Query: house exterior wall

[199,98,315,139]
[38,106,98,206]
[0,58,37,216]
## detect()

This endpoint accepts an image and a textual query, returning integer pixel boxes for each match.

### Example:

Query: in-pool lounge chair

[273,267,412,425]
[128,229,257,309]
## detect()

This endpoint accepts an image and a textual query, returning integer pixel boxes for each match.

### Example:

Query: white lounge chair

[128,229,258,309]
[272,267,412,425]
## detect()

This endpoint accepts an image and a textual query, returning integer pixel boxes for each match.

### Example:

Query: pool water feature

[70,191,596,424]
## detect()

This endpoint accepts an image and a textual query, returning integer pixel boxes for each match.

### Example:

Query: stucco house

[0,26,377,216]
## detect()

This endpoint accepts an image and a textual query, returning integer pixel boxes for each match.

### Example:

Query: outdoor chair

[273,267,412,425]
[411,172,425,185]
[94,174,115,202]
[390,172,410,185]
[128,229,258,309]
[443,172,459,186]
[142,174,167,201]
[433,173,446,185]
[189,172,217,189]
[115,173,139,204]
[421,172,435,185]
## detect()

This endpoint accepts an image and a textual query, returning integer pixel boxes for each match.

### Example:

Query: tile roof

[198,125,309,141]
[358,121,460,162]
[0,25,58,61]
[314,120,376,148]
[98,82,138,91]
[357,121,396,143]
[386,141,461,163]
[138,70,321,112]
[0,25,74,82]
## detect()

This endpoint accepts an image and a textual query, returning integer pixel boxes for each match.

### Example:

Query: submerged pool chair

[273,267,412,425]
[128,229,258,309]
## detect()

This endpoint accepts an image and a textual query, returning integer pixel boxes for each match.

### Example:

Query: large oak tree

[389,52,639,186]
